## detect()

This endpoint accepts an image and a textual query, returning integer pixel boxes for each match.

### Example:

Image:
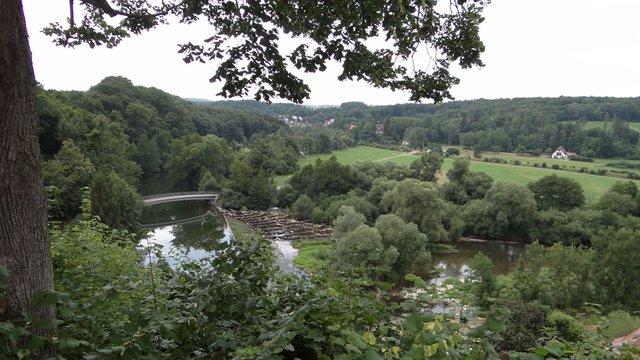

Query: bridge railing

[141,191,219,201]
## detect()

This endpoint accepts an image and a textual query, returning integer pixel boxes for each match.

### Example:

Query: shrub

[547,311,584,342]
[551,164,560,170]
[497,301,550,352]
[600,310,640,339]
[445,148,460,156]
[570,156,594,163]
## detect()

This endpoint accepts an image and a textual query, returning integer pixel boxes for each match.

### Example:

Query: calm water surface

[138,200,231,266]
[429,239,525,285]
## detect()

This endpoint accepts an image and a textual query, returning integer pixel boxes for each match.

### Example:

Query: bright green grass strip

[275,146,419,185]
[579,120,640,132]
[292,240,334,274]
[297,145,405,167]
[276,146,640,202]
[444,158,640,203]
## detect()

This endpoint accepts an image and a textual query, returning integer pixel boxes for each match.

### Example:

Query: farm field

[274,146,640,202]
[446,159,636,202]
[274,146,419,184]
[580,120,640,132]
[297,145,417,166]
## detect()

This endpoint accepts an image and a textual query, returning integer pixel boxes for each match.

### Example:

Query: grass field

[291,240,333,274]
[273,145,640,203]
[297,146,416,166]
[580,120,640,132]
[448,159,634,202]
[274,146,419,184]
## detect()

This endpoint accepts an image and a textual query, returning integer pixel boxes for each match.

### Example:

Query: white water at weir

[274,240,299,273]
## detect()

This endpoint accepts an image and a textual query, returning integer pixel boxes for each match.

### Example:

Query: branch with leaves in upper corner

[44,0,489,104]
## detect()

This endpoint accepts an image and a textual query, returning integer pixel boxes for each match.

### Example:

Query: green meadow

[449,159,635,203]
[297,146,413,166]
[582,120,640,132]
[274,145,640,202]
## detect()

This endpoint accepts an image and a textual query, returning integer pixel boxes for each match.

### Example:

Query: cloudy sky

[23,0,640,105]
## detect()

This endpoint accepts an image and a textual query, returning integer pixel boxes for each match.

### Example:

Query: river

[138,200,232,266]
[138,198,525,279]
[430,238,525,285]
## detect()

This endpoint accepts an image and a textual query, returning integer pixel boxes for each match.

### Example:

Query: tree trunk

[0,0,56,332]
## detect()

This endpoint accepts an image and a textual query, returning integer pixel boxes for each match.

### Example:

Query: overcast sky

[23,0,640,106]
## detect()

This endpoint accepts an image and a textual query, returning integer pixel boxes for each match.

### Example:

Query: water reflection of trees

[171,212,225,252]
[141,200,212,224]
[431,240,525,279]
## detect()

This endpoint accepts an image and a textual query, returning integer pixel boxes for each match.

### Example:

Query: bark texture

[0,0,55,328]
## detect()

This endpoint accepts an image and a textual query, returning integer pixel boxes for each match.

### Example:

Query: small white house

[551,146,576,160]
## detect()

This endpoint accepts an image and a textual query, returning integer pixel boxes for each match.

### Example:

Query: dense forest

[214,97,640,158]
[6,0,639,358]
[2,77,639,358]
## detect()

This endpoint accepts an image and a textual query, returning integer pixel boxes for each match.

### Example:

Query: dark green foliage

[442,158,493,205]
[43,140,96,220]
[409,151,444,182]
[445,147,461,156]
[374,214,429,275]
[462,182,537,240]
[291,194,316,220]
[609,180,640,197]
[198,170,221,191]
[596,191,638,216]
[225,155,276,210]
[353,161,411,182]
[274,184,299,208]
[470,252,496,308]
[507,243,595,309]
[381,179,452,242]
[90,172,142,231]
[247,133,300,175]
[289,157,367,198]
[592,229,640,310]
[496,301,550,352]
[528,174,585,211]
[546,311,584,343]
[165,134,230,190]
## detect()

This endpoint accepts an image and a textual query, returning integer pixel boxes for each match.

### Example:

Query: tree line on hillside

[38,77,293,229]
[214,97,640,158]
[24,79,640,359]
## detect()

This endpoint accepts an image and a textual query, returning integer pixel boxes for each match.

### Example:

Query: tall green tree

[409,151,443,182]
[2,0,487,332]
[90,171,142,231]
[592,228,640,309]
[374,214,429,275]
[527,174,585,211]
[463,182,537,240]
[335,225,398,278]
[43,140,96,220]
[381,179,452,242]
[165,134,230,190]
